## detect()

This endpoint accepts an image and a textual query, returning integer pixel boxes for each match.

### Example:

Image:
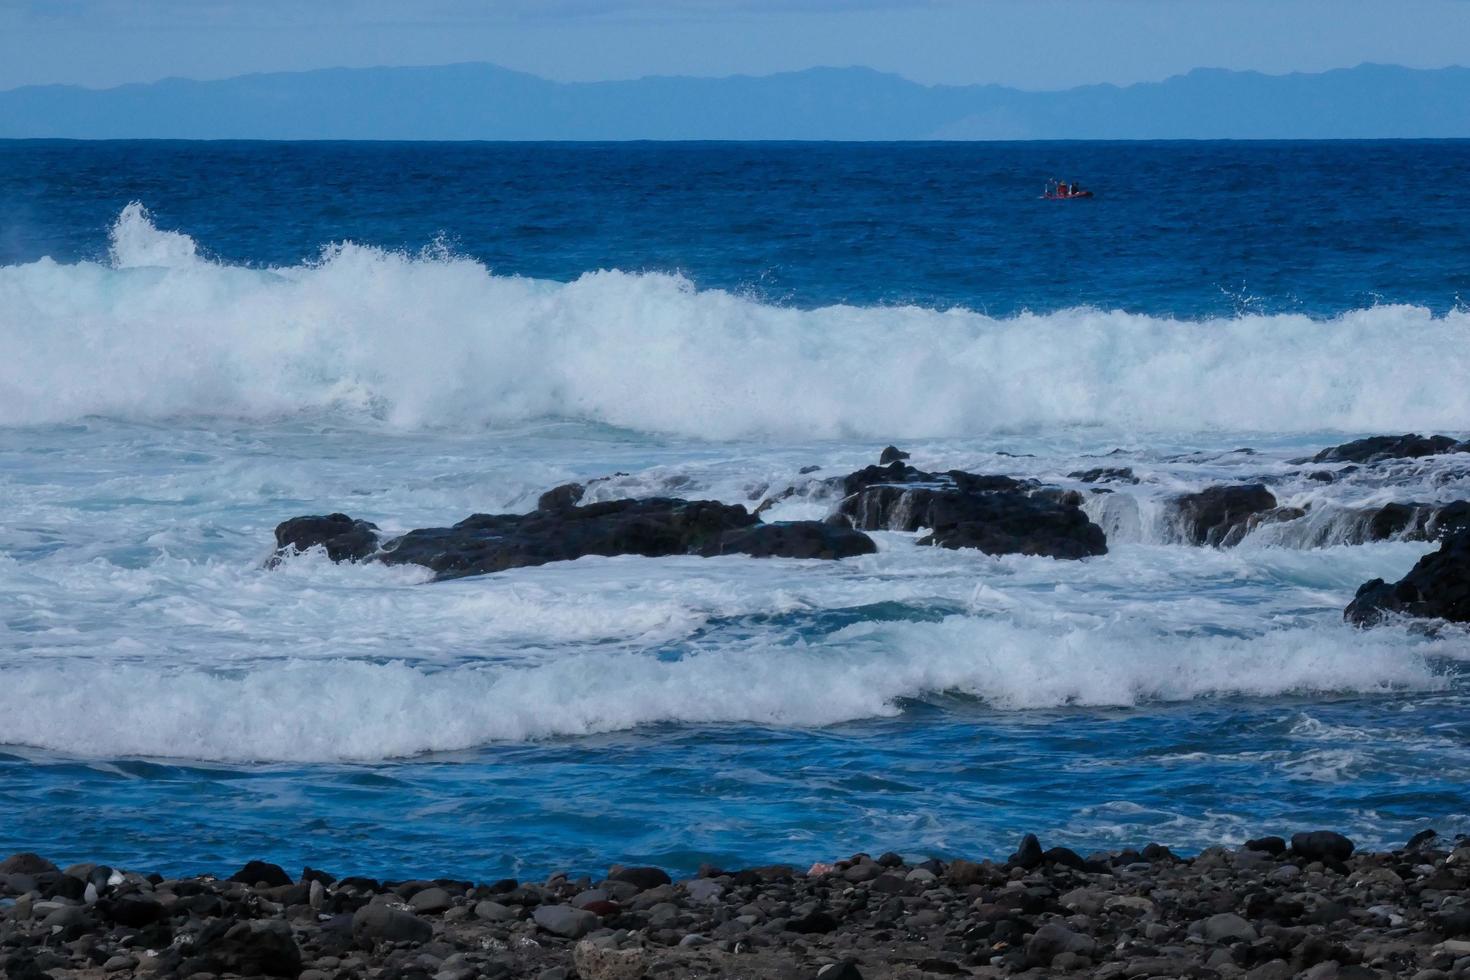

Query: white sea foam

[3,204,1470,437]
[0,614,1446,763]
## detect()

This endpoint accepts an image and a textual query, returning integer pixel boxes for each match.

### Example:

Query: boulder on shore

[1345,528,1470,626]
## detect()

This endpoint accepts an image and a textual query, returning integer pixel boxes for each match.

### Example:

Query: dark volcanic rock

[702,521,877,560]
[1171,483,1278,546]
[1009,833,1044,870]
[1346,528,1470,626]
[1291,830,1355,862]
[278,496,876,581]
[380,498,756,579]
[608,866,672,891]
[1311,433,1465,464]
[834,462,1106,560]
[229,859,293,888]
[536,482,586,512]
[1069,466,1139,485]
[1356,500,1470,543]
[878,445,911,465]
[187,919,302,978]
[352,904,432,945]
[272,514,380,564]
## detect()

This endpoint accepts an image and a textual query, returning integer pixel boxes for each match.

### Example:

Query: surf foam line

[0,616,1447,762]
[3,203,1469,438]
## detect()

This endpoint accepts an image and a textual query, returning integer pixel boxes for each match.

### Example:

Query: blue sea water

[1,139,1469,880]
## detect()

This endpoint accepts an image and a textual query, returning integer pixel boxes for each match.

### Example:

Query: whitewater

[4,204,1470,436]
[3,195,1469,877]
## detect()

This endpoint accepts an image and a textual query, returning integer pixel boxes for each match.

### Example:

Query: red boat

[1042,179,1094,200]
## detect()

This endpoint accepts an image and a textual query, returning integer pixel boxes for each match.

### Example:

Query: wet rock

[1069,466,1139,485]
[1170,483,1278,546]
[229,859,293,888]
[537,483,586,512]
[1311,434,1465,465]
[533,904,598,939]
[1406,828,1439,850]
[271,514,380,564]
[1246,836,1287,856]
[834,463,1106,559]
[701,521,876,560]
[378,499,757,579]
[878,446,910,465]
[280,500,874,582]
[1346,529,1470,626]
[1291,830,1355,862]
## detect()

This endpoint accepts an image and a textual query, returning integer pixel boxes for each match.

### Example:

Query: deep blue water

[4,139,1470,317]
[1,140,1468,881]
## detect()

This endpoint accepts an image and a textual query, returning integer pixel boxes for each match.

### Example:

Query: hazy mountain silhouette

[1,62,1467,140]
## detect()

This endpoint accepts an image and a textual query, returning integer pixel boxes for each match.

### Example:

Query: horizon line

[4,58,1468,98]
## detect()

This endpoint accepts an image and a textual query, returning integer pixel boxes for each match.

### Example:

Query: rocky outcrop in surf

[1305,433,1469,465]
[1167,484,1293,547]
[829,460,1107,560]
[1345,528,1470,627]
[272,497,877,581]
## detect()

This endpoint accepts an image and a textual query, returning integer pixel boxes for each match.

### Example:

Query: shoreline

[3,830,1468,979]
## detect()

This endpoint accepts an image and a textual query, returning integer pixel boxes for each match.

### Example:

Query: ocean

[1,139,1468,880]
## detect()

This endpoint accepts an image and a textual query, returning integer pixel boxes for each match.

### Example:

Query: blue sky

[2,0,1468,92]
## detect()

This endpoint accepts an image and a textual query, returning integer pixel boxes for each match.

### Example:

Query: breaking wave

[3,203,1469,438]
[0,616,1449,762]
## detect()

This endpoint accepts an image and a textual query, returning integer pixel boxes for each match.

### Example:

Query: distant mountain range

[2,62,1468,140]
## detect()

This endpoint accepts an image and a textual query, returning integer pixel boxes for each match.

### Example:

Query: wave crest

[3,204,1469,438]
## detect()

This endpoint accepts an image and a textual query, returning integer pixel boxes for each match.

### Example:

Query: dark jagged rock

[536,482,586,512]
[833,462,1106,560]
[1357,499,1470,543]
[370,499,875,580]
[1008,833,1044,869]
[1346,528,1470,626]
[1310,433,1466,465]
[274,491,878,581]
[1170,484,1278,546]
[228,859,293,888]
[702,521,876,560]
[1069,466,1139,485]
[878,445,910,465]
[271,513,380,564]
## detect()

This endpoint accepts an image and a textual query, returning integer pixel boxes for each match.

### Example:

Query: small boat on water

[1042,178,1094,200]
